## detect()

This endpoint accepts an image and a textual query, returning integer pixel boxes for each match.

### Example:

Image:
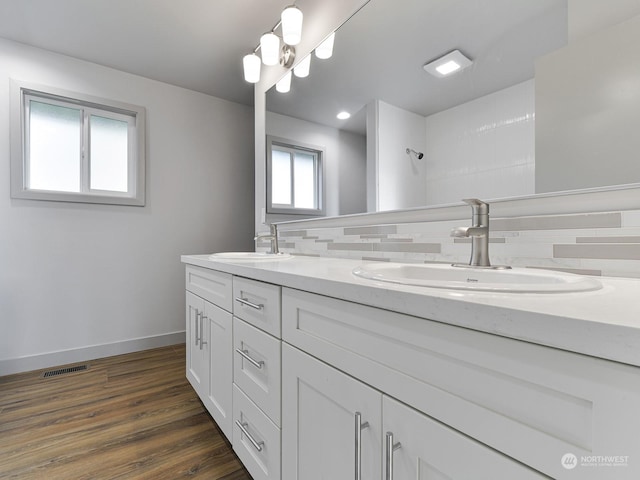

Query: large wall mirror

[263,0,640,221]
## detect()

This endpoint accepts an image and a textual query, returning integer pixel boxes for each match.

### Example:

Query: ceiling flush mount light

[423,49,473,78]
[315,32,335,59]
[336,111,351,120]
[294,54,311,78]
[276,71,292,93]
[242,53,261,83]
[260,32,280,66]
[281,5,303,46]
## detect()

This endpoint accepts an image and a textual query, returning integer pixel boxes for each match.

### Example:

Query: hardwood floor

[0,345,252,479]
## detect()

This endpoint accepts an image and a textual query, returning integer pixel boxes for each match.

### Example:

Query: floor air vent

[42,364,89,378]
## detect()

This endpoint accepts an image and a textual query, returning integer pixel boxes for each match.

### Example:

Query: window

[10,80,146,206]
[267,136,325,215]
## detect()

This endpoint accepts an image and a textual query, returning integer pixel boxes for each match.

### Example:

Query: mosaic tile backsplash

[260,209,640,279]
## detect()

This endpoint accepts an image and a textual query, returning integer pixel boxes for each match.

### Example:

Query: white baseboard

[0,331,186,376]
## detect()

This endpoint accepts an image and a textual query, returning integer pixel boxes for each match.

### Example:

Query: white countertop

[182,254,640,368]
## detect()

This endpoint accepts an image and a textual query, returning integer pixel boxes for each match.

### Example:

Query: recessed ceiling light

[336,111,351,120]
[423,50,472,78]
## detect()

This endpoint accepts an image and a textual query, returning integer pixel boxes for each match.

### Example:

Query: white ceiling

[0,0,568,122]
[0,0,295,106]
[267,0,568,134]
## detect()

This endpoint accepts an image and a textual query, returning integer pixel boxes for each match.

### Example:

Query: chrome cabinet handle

[194,310,200,346]
[354,412,370,480]
[199,314,207,350]
[235,297,264,310]
[235,348,265,369]
[235,420,264,452]
[385,432,402,480]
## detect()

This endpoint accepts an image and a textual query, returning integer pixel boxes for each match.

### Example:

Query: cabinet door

[383,396,546,480]
[186,291,207,398]
[202,300,233,440]
[282,343,382,480]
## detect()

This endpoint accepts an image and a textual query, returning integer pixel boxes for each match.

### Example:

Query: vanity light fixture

[260,32,280,66]
[294,54,311,78]
[423,49,472,78]
[276,71,292,93]
[336,111,351,120]
[243,53,261,83]
[281,5,303,46]
[242,4,303,83]
[315,32,335,59]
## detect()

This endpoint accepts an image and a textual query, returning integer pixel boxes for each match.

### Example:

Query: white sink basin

[209,252,292,261]
[352,263,602,293]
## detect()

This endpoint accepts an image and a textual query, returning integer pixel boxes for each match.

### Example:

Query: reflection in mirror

[265,0,640,217]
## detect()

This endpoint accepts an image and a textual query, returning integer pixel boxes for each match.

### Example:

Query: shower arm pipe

[406,148,424,160]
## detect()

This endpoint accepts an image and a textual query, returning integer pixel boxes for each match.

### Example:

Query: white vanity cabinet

[282,287,640,480]
[282,343,382,480]
[185,266,233,440]
[231,276,282,480]
[182,256,640,480]
[282,343,544,480]
[382,396,545,479]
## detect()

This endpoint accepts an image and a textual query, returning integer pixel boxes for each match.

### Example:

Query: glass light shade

[293,54,311,78]
[243,53,261,83]
[276,71,292,93]
[281,5,303,45]
[260,32,280,66]
[315,32,335,59]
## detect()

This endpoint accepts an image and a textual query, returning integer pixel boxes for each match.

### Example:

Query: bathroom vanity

[182,254,640,480]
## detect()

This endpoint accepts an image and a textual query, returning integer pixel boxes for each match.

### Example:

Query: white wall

[425,80,535,205]
[372,100,427,211]
[536,12,640,193]
[568,0,640,41]
[0,39,255,374]
[266,111,366,219]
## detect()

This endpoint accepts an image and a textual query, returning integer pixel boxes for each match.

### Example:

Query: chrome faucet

[451,199,508,269]
[255,223,279,255]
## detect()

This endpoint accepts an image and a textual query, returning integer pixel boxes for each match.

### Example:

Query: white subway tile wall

[260,209,640,279]
[425,80,535,205]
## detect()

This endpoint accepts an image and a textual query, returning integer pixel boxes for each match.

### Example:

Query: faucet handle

[462,198,489,215]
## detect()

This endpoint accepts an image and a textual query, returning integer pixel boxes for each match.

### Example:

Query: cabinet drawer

[185,265,232,311]
[232,384,281,480]
[282,287,640,480]
[233,277,281,338]
[234,318,281,426]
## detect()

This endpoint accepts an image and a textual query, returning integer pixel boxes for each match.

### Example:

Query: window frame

[266,135,326,216]
[10,79,146,206]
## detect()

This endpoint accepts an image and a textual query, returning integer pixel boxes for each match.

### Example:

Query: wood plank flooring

[0,345,252,479]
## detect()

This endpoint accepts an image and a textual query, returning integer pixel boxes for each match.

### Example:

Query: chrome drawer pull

[235,420,264,452]
[194,310,200,346]
[235,348,265,369]
[199,315,207,350]
[385,432,402,480]
[354,412,370,480]
[235,297,264,310]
